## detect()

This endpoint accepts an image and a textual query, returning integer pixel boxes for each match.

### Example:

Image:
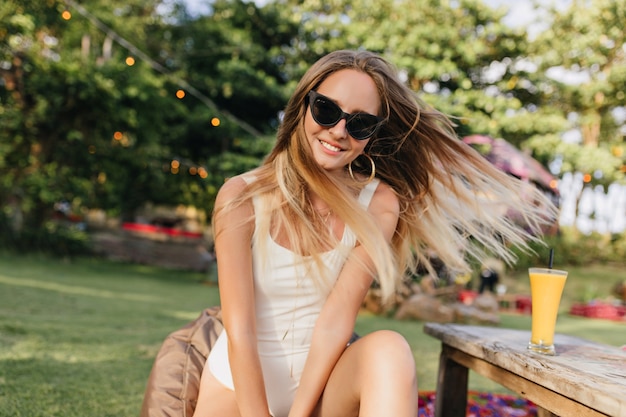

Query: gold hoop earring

[348,154,376,184]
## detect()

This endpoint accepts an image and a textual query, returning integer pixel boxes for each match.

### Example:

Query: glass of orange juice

[528,267,568,355]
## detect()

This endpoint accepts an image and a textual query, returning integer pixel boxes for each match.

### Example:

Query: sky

[182,0,572,30]
[483,0,572,34]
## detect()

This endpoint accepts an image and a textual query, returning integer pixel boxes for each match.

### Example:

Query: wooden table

[424,323,626,417]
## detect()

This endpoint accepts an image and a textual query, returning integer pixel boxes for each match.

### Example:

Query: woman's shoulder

[213,173,258,229]
[216,175,248,200]
[369,179,400,216]
[371,179,398,202]
[215,169,261,205]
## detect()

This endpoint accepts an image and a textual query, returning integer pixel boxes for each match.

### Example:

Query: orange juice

[528,268,568,355]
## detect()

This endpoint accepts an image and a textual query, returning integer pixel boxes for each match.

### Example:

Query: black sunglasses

[307,90,384,140]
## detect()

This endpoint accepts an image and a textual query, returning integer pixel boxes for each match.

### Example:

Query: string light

[549,179,558,189]
[62,0,261,137]
[60,0,230,181]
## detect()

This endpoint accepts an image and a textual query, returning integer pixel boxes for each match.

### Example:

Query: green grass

[0,253,624,416]
[0,254,218,417]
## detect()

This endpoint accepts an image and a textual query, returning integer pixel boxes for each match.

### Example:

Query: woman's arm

[288,183,400,417]
[213,176,272,417]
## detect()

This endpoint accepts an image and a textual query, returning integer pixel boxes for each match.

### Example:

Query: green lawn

[0,253,623,416]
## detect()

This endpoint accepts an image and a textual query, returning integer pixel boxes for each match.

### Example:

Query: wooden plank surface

[424,323,626,417]
[445,346,607,417]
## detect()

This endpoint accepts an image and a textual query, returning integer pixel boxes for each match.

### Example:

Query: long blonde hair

[213,50,557,304]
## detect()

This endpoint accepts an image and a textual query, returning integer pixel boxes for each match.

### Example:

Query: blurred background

[1,0,625,268]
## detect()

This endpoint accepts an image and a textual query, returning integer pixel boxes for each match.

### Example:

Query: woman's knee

[357,330,416,381]
[362,330,413,356]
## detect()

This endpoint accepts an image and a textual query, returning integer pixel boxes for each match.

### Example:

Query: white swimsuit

[207,179,379,417]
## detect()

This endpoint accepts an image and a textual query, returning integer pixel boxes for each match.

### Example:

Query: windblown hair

[213,50,557,304]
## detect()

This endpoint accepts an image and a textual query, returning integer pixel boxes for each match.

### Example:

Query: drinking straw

[548,248,554,269]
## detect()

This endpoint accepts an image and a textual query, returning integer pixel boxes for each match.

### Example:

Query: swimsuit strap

[242,175,380,241]
[357,178,380,209]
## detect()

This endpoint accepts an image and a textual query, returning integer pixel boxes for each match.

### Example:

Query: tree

[272,0,624,184]
[153,0,302,213]
[3,0,623,254]
[0,0,296,250]
[273,0,567,138]
[0,0,191,241]
[527,0,626,184]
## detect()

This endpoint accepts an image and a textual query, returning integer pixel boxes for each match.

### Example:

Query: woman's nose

[328,118,348,139]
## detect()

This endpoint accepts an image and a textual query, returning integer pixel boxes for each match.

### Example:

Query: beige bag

[140,307,223,417]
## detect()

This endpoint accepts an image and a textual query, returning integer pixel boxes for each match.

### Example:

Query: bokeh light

[549,179,558,190]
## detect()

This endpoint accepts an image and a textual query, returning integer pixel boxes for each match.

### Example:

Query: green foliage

[1,0,625,256]
[279,0,555,144]
[16,221,92,256]
[164,0,297,132]
[274,0,624,183]
[527,0,626,183]
[0,210,92,257]
[510,227,626,272]
[1,0,282,245]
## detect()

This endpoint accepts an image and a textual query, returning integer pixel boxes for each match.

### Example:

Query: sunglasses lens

[309,91,382,140]
[346,114,380,140]
[312,97,342,126]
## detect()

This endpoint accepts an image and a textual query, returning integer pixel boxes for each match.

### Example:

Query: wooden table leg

[537,407,558,417]
[434,344,469,417]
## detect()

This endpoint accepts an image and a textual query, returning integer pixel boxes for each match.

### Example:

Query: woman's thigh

[312,330,417,417]
[192,364,241,417]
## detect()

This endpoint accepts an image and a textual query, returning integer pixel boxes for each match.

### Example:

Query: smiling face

[304,69,381,176]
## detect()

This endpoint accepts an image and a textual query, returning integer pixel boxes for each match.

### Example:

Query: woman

[193,50,555,417]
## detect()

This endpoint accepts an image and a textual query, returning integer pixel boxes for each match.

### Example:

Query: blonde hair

[213,50,557,305]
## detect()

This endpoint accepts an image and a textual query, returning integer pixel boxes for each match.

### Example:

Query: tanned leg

[312,330,418,417]
[192,364,241,417]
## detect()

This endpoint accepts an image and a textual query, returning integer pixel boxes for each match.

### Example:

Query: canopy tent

[463,135,559,198]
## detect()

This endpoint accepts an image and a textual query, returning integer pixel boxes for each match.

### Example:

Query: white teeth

[320,140,341,152]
